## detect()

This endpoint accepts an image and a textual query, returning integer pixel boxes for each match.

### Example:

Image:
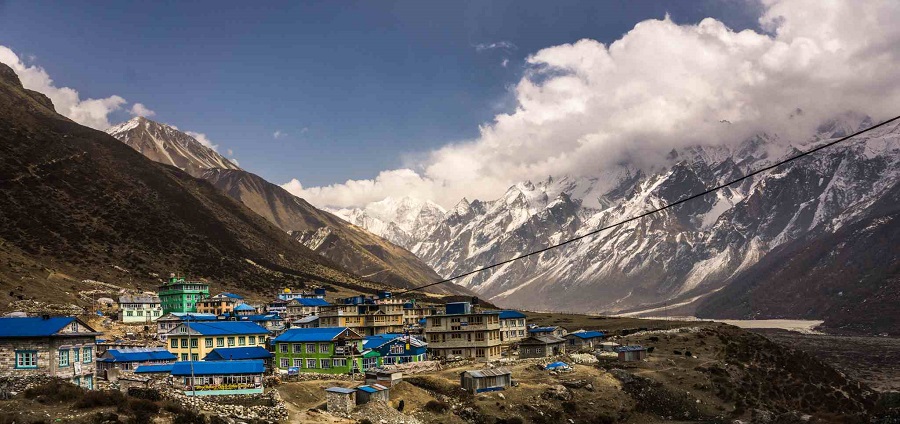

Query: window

[306,359,316,369]
[293,358,302,367]
[306,343,315,353]
[126,311,133,317]
[58,349,70,367]
[333,358,347,368]
[280,358,289,368]
[432,317,441,326]
[249,336,256,344]
[227,337,235,347]
[190,338,198,348]
[476,348,485,357]
[73,348,80,363]
[180,339,188,348]
[83,347,92,362]
[280,344,289,353]
[390,344,404,355]
[293,344,302,353]
[238,336,246,346]
[205,338,213,348]
[181,353,188,361]
[217,337,225,347]
[84,375,93,390]
[320,359,331,369]
[15,351,37,369]
[319,343,329,353]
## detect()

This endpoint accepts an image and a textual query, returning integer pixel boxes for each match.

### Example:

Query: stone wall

[165,388,288,423]
[325,390,355,417]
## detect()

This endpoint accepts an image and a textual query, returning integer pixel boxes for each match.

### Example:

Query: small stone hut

[325,387,356,415]
[459,368,512,394]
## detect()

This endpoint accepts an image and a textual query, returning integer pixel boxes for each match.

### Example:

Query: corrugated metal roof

[0,317,96,337]
[119,295,160,304]
[567,330,605,339]
[274,327,359,343]
[233,304,256,311]
[528,326,559,333]
[363,334,426,350]
[462,368,511,378]
[134,364,174,374]
[170,360,264,376]
[204,347,273,361]
[520,335,566,345]
[294,298,330,307]
[356,384,388,393]
[615,345,646,352]
[101,347,176,363]
[242,314,283,322]
[325,387,356,394]
[293,315,319,324]
[179,321,268,336]
[497,310,527,319]
[219,292,244,299]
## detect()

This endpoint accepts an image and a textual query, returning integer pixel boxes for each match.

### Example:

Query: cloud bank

[129,102,156,117]
[0,46,128,129]
[284,0,900,209]
[185,131,219,151]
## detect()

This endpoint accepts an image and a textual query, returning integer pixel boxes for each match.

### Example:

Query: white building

[119,295,162,323]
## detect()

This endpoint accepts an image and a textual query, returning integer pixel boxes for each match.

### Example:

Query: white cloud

[0,45,127,129]
[185,131,218,152]
[475,41,516,52]
[273,130,286,139]
[229,158,240,167]
[283,1,900,209]
[129,102,156,117]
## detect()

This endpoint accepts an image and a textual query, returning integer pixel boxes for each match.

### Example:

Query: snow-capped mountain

[106,117,240,178]
[345,114,900,331]
[332,197,447,249]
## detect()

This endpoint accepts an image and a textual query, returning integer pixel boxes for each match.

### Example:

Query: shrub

[127,387,161,401]
[423,400,450,413]
[120,398,159,422]
[24,381,85,404]
[358,419,373,424]
[172,409,207,424]
[75,390,126,408]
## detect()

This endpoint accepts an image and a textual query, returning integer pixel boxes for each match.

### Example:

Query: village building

[518,335,566,359]
[284,298,330,319]
[599,341,621,352]
[216,292,245,304]
[134,363,174,375]
[528,325,568,338]
[156,313,218,341]
[266,299,290,315]
[616,345,648,362]
[204,346,273,371]
[401,301,437,326]
[362,334,427,365]
[424,302,502,361]
[355,384,390,405]
[235,314,285,335]
[292,315,319,328]
[118,295,163,323]
[233,303,257,316]
[96,347,176,376]
[273,327,365,375]
[158,276,210,314]
[364,369,403,387]
[325,387,357,415]
[564,330,606,350]
[497,310,527,344]
[196,294,238,315]
[0,316,100,390]
[459,368,512,394]
[318,294,406,336]
[166,321,269,362]
[171,360,265,396]
[277,287,326,301]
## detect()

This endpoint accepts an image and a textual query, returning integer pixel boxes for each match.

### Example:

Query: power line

[397,114,900,296]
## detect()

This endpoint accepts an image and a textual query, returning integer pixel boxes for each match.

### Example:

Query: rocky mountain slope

[106,116,239,178]
[0,63,390,304]
[107,117,465,294]
[341,114,900,332]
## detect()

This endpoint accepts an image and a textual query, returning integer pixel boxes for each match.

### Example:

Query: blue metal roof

[295,298,330,307]
[615,345,646,352]
[204,347,272,361]
[168,313,219,321]
[498,310,526,319]
[219,292,244,299]
[567,331,605,339]
[171,360,264,376]
[233,304,256,311]
[242,314,283,322]
[101,348,176,363]
[134,364,174,374]
[544,361,570,370]
[325,387,356,394]
[274,327,353,343]
[362,334,406,350]
[528,326,557,333]
[181,321,268,336]
[0,317,91,337]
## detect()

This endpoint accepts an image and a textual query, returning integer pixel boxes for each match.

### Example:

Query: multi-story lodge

[272,327,365,374]
[119,295,163,323]
[159,276,210,314]
[284,298,330,319]
[196,294,238,315]
[362,334,427,365]
[0,316,100,389]
[96,347,177,376]
[497,310,527,344]
[424,302,502,361]
[401,301,437,326]
[277,287,326,301]
[318,293,405,336]
[156,313,218,341]
[165,321,269,362]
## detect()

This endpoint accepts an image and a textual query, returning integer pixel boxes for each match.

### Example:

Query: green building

[159,276,210,314]
[273,327,365,375]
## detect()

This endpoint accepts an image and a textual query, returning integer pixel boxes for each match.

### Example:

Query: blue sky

[0,0,763,188]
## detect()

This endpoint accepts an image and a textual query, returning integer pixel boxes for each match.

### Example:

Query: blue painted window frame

[15,350,38,369]
[58,349,70,367]
[83,347,92,363]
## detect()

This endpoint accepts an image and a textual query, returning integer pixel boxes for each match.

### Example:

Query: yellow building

[166,321,269,361]
[196,294,238,315]
[318,299,406,336]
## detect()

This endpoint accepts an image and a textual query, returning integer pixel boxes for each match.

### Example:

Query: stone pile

[166,389,288,423]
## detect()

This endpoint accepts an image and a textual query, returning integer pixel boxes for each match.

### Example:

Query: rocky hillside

[106,118,464,294]
[0,63,389,304]
[341,114,900,332]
